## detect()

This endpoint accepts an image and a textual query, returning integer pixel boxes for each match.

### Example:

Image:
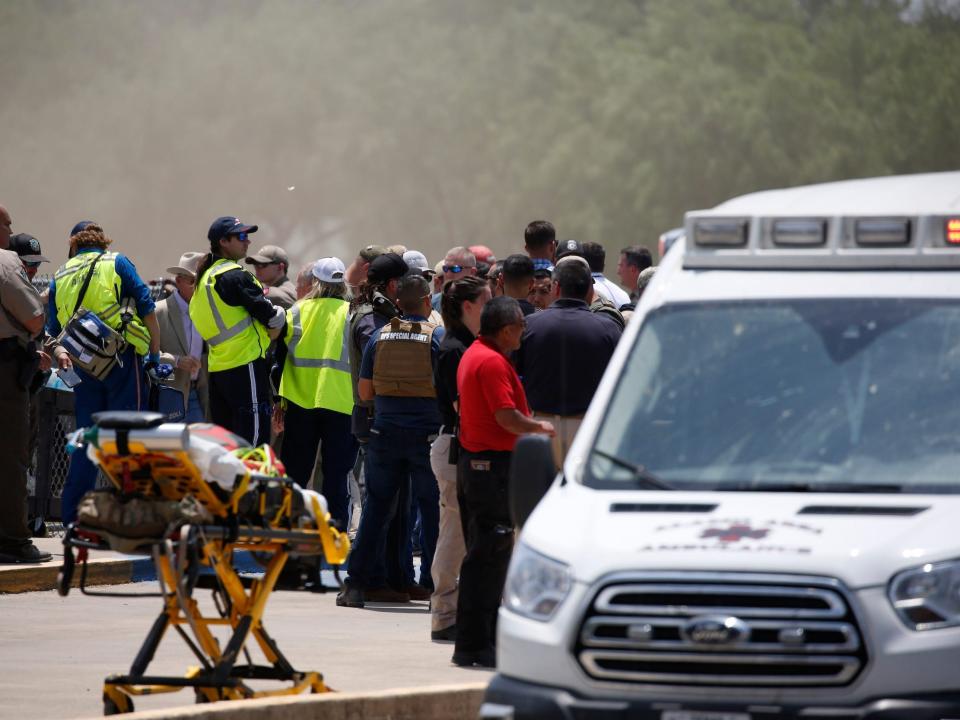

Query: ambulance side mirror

[509,434,556,528]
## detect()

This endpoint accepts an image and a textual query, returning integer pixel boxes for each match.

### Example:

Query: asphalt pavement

[0,578,492,719]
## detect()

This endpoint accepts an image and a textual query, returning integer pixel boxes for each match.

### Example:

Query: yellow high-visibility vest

[54,251,150,355]
[189,258,270,372]
[280,298,353,415]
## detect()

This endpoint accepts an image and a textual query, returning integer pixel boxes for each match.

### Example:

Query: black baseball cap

[9,233,49,263]
[555,239,583,260]
[208,216,258,244]
[367,252,409,283]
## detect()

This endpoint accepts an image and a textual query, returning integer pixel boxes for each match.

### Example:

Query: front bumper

[481,674,960,720]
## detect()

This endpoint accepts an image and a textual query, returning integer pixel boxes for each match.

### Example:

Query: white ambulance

[483,172,960,720]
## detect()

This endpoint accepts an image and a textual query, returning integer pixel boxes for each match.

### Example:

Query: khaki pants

[532,413,583,468]
[429,433,464,632]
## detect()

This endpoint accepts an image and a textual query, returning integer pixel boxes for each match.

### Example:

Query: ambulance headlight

[505,544,572,621]
[890,560,960,630]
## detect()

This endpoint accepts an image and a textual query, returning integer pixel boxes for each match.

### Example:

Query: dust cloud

[0,1,556,279]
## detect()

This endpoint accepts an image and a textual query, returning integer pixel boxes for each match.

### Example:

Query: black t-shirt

[213,266,278,327]
[434,324,476,430]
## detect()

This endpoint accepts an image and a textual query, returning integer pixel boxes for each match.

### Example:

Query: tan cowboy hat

[166,251,205,279]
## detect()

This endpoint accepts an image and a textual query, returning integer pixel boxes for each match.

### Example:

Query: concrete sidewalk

[0,537,145,594]
[0,537,264,594]
[0,581,493,720]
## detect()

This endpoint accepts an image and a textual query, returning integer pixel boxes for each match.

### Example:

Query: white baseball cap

[312,257,346,283]
[403,250,435,276]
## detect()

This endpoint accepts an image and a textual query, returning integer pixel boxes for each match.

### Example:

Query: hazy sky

[1,1,530,278]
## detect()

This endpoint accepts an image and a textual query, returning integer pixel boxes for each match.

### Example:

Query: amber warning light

[947,219,960,245]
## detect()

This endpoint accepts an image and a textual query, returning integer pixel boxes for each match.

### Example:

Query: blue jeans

[405,468,440,589]
[61,348,144,524]
[185,388,205,423]
[347,425,439,590]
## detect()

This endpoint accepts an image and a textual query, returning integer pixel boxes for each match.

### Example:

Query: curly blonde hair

[69,223,113,254]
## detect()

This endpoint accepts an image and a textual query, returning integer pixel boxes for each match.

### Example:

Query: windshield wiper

[591,449,674,490]
[713,480,904,493]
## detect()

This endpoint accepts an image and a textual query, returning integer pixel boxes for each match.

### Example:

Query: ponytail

[194,251,216,285]
[440,275,487,331]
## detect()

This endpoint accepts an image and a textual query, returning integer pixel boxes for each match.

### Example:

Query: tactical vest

[280,298,354,415]
[54,251,150,355]
[189,258,270,372]
[590,296,626,331]
[372,317,437,398]
[348,303,375,407]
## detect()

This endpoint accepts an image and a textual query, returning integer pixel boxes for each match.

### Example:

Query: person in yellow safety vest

[189,216,286,446]
[46,221,163,524]
[273,257,358,529]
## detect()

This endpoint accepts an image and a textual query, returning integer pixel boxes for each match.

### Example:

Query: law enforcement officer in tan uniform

[338,272,444,608]
[0,205,52,564]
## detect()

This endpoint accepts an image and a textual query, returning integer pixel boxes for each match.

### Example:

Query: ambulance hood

[520,481,960,589]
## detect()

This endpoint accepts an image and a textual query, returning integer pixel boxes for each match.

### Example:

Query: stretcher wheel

[102,692,133,715]
[194,687,220,704]
[56,557,74,597]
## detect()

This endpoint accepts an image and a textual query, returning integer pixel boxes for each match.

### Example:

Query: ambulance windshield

[588,299,960,493]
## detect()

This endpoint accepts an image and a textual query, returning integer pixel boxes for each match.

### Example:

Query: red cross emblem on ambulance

[700,524,770,543]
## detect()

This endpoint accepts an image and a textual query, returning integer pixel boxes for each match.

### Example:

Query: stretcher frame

[57,414,350,716]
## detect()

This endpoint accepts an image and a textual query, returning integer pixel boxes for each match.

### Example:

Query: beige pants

[429,433,464,632]
[532,414,583,468]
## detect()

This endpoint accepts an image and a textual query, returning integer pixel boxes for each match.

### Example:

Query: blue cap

[208,216,258,244]
[70,220,94,237]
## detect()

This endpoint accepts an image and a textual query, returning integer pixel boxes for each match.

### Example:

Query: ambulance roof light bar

[683,213,960,270]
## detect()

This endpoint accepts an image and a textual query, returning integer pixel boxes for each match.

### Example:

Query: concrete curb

[0,551,263,594]
[91,682,488,720]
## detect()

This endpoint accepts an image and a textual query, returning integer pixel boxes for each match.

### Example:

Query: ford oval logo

[681,615,751,646]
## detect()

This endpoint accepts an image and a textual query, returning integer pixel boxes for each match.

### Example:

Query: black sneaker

[335,585,365,608]
[431,624,457,642]
[0,543,52,564]
[452,647,496,668]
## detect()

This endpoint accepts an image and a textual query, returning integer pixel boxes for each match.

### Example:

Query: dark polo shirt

[434,324,475,430]
[514,297,622,416]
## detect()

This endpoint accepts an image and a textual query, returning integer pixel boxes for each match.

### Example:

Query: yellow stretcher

[57,411,350,716]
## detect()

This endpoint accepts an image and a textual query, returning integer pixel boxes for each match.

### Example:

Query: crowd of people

[0,206,656,669]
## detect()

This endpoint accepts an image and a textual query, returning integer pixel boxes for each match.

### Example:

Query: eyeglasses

[443,264,474,274]
[233,232,251,243]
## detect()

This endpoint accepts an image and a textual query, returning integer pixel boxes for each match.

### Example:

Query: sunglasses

[250,260,279,268]
[23,261,42,268]
[233,232,251,243]
[443,264,473,274]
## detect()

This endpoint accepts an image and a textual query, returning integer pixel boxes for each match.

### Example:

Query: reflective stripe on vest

[287,303,350,372]
[190,258,269,372]
[54,251,150,355]
[280,298,353,414]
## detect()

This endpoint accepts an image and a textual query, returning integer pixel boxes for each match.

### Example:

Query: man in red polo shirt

[453,296,554,668]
